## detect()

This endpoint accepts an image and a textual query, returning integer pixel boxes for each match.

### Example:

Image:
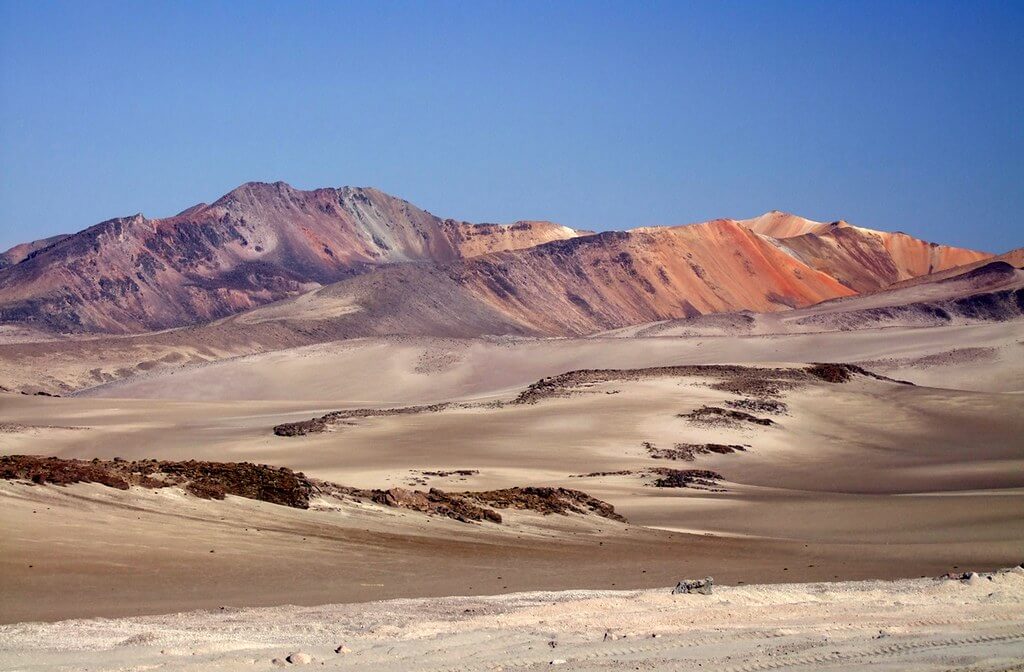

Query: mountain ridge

[0,182,585,333]
[0,182,994,334]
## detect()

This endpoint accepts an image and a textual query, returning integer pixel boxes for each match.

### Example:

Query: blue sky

[1,0,1021,252]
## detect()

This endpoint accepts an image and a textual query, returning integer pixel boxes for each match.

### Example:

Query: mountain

[602,251,1024,339]
[0,234,70,270]
[737,211,990,292]
[443,219,855,334]
[0,183,994,335]
[199,218,855,340]
[0,182,584,333]
[883,248,1024,290]
[759,225,991,292]
[785,258,1024,331]
[738,210,844,238]
[0,242,1016,397]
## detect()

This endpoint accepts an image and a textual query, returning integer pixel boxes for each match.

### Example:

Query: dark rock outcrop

[650,468,725,489]
[1,455,626,525]
[672,577,714,595]
[0,455,313,508]
[679,406,775,427]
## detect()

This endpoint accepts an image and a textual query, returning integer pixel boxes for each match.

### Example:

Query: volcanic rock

[672,578,714,595]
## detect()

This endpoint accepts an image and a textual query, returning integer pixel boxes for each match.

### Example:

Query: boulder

[286,652,312,665]
[672,577,713,595]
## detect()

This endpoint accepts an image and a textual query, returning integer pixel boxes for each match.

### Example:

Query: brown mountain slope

[0,218,864,394]
[0,234,70,270]
[0,182,583,333]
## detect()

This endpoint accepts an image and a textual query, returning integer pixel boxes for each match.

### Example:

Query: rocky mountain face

[444,219,856,334]
[0,182,993,335]
[0,182,584,333]
[206,218,857,341]
[0,234,70,270]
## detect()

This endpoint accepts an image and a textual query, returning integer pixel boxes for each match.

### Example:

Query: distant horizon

[2,1,1022,253]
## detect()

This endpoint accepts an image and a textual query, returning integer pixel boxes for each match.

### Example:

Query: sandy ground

[2,366,1022,624]
[2,571,1023,671]
[1,317,1022,670]
[10,477,1003,626]
[67,321,1024,402]
[0,319,1020,399]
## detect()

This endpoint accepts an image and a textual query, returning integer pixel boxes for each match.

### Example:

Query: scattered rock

[679,406,774,427]
[650,469,725,490]
[5,455,627,526]
[334,645,351,654]
[274,403,453,437]
[318,483,627,524]
[673,577,713,595]
[419,469,479,478]
[469,487,626,522]
[645,442,747,461]
[938,569,998,583]
[805,362,912,385]
[369,487,503,524]
[271,658,287,667]
[286,652,312,665]
[725,398,788,415]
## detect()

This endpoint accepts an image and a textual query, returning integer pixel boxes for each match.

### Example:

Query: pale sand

[1,318,1022,670]
[2,571,1023,671]
[2,368,1022,624]
[71,321,1024,402]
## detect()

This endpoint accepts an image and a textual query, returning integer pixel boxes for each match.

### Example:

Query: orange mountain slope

[739,212,991,292]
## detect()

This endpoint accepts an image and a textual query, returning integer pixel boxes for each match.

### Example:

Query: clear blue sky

[1,0,1021,252]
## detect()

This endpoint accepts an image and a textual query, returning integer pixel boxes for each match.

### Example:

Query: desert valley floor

[2,315,1024,669]
[2,319,1024,667]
